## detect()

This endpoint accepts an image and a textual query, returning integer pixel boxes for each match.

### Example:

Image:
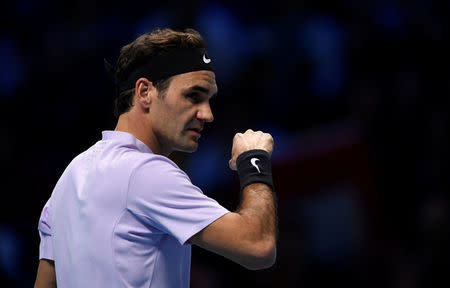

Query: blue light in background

[194,3,248,83]
[372,1,406,34]
[298,16,346,101]
[0,226,22,280]
[133,9,174,39]
[0,37,25,98]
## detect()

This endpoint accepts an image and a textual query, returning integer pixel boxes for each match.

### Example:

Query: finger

[228,159,237,171]
[257,131,264,141]
[264,132,272,140]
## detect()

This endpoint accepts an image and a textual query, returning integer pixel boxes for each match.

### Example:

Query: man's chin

[175,141,199,153]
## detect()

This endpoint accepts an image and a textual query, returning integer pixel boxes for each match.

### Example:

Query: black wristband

[236,149,274,191]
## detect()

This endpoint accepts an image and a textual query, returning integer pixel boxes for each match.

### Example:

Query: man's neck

[115,112,167,156]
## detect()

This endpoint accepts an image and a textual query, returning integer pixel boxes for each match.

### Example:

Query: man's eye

[186,93,201,102]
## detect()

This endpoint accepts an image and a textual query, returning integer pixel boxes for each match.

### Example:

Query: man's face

[150,70,217,155]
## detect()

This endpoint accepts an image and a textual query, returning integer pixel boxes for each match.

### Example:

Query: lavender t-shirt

[38,131,229,288]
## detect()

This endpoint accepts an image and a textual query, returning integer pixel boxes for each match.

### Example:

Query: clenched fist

[229,129,274,170]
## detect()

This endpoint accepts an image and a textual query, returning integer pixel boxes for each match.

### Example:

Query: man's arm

[189,183,276,270]
[34,259,56,288]
[189,130,277,270]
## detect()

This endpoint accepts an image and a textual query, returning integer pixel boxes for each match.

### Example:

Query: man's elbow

[246,250,276,270]
[242,240,277,270]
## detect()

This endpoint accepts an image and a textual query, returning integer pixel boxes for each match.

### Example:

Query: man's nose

[196,102,214,123]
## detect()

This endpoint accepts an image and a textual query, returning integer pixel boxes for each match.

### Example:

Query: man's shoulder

[133,154,183,177]
[66,140,171,175]
[129,153,193,191]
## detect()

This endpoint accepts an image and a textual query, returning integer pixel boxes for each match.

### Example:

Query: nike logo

[203,54,211,64]
[250,158,261,173]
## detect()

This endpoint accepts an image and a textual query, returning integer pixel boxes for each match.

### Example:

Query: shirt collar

[101,130,153,154]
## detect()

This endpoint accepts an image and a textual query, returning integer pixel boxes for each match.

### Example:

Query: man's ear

[135,77,156,110]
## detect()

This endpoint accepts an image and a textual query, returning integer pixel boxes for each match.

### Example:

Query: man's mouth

[187,127,202,138]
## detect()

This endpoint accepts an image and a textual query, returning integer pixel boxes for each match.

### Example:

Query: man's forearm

[237,183,277,246]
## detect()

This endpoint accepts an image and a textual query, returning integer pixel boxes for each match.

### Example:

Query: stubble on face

[150,71,217,155]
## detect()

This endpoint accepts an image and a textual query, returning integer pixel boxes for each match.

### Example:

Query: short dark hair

[113,28,207,117]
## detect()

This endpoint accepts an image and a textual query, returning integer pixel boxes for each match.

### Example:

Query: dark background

[1,0,449,287]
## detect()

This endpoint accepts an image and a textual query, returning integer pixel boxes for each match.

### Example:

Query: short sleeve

[38,198,54,260]
[128,157,230,245]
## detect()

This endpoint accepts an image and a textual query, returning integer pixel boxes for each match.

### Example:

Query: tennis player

[34,28,277,288]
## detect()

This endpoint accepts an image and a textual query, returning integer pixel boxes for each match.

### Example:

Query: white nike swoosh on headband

[203,54,211,64]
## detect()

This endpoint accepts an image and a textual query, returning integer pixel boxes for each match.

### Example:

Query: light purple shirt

[38,131,229,287]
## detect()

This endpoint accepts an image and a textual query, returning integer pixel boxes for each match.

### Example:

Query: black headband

[105,48,214,94]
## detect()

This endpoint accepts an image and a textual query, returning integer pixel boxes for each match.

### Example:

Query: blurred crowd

[0,0,448,287]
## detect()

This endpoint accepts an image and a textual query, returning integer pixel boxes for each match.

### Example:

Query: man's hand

[229,129,274,170]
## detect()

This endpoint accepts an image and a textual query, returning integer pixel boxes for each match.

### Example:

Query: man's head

[114,28,208,117]
[113,28,217,155]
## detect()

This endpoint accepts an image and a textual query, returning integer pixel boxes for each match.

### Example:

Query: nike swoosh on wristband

[203,54,211,64]
[250,158,261,173]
